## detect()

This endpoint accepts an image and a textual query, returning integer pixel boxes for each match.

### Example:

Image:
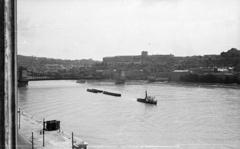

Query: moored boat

[76,80,85,83]
[137,91,157,104]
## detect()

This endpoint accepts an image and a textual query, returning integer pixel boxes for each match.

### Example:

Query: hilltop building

[103,51,174,65]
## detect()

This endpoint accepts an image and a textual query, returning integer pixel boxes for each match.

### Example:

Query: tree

[220,48,240,71]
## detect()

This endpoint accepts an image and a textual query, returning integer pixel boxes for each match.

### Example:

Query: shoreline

[18,111,87,149]
[85,79,240,88]
[167,81,240,89]
[31,78,240,88]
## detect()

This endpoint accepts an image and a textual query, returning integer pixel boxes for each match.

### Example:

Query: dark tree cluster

[220,48,240,71]
[175,48,240,71]
[180,73,240,84]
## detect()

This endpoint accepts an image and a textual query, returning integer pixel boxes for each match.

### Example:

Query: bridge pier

[18,67,28,87]
[17,80,28,87]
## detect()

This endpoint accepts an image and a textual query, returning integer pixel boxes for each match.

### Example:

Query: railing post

[32,132,34,149]
[18,108,20,129]
[43,118,45,147]
[72,132,74,149]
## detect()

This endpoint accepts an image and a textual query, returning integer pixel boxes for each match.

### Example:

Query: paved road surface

[18,133,31,149]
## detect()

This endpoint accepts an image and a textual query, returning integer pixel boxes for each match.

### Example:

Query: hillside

[18,55,100,71]
[18,48,240,73]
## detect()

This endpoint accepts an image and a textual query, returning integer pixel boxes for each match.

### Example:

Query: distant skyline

[18,0,240,60]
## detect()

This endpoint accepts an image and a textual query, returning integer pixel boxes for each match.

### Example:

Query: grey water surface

[18,80,240,149]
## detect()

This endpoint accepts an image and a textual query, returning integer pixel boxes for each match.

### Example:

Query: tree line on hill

[18,55,100,72]
[175,48,240,71]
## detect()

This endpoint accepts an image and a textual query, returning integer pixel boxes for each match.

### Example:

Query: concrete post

[0,0,17,148]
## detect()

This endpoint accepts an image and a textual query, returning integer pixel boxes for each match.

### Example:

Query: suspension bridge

[17,67,88,87]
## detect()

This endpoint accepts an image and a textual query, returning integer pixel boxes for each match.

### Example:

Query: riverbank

[18,111,87,149]
[167,81,240,89]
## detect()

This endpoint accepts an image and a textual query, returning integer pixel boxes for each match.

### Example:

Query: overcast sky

[18,0,240,60]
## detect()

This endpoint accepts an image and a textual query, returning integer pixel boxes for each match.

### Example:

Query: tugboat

[137,91,157,105]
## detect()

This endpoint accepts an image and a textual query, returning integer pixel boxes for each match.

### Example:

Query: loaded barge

[87,89,98,93]
[87,88,104,93]
[87,88,121,97]
[103,91,121,97]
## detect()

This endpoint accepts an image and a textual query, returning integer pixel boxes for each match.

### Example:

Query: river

[18,80,240,148]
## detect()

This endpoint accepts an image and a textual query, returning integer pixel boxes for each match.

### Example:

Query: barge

[103,91,121,97]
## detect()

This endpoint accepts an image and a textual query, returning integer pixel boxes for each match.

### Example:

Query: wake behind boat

[137,91,157,105]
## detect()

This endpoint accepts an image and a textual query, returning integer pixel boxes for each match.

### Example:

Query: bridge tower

[17,67,28,87]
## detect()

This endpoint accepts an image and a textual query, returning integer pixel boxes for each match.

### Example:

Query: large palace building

[103,51,174,65]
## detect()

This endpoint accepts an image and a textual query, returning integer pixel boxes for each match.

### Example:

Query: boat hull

[93,89,103,93]
[87,89,98,93]
[137,98,157,105]
[103,91,121,97]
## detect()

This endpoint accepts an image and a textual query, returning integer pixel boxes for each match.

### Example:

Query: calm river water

[18,80,240,149]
